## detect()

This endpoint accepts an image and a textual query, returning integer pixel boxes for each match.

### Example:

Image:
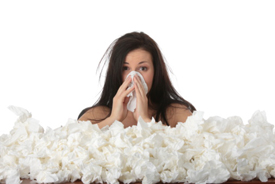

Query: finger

[134,80,143,103]
[115,86,134,109]
[134,80,139,95]
[139,77,147,94]
[121,84,135,98]
[134,76,144,97]
[117,77,133,95]
[123,76,133,89]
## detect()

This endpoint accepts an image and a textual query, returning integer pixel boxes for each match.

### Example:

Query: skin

[79,48,192,128]
[122,49,154,93]
[121,48,154,122]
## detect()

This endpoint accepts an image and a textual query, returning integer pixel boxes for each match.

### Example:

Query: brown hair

[78,32,195,125]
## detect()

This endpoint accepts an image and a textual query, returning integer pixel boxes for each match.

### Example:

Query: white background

[0,1,274,135]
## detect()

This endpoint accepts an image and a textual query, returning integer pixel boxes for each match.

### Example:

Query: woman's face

[122,48,154,93]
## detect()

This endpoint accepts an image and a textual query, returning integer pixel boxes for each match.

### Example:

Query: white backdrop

[0,1,274,135]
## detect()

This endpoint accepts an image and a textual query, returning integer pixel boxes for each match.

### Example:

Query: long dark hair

[78,32,195,125]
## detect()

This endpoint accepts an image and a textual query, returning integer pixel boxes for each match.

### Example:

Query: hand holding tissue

[126,71,148,112]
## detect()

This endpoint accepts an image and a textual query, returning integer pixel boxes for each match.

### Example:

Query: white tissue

[126,71,148,112]
[0,106,275,184]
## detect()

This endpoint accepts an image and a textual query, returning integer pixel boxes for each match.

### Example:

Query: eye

[123,66,129,70]
[139,67,147,71]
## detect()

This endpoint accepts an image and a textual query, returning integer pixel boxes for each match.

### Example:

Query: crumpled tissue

[0,106,275,184]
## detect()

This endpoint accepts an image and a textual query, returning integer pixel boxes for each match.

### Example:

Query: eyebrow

[124,61,148,64]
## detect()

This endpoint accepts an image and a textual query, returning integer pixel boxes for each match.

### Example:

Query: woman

[78,32,195,128]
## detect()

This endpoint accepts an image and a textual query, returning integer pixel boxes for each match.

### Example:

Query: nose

[126,71,140,80]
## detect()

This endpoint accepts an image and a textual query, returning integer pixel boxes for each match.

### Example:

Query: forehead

[125,49,152,64]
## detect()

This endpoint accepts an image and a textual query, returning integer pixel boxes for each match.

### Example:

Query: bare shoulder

[78,106,111,123]
[166,103,192,127]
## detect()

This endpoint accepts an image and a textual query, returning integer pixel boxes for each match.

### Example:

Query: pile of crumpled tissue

[0,106,275,184]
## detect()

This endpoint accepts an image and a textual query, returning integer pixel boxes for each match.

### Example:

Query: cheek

[144,73,154,91]
[122,72,129,81]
